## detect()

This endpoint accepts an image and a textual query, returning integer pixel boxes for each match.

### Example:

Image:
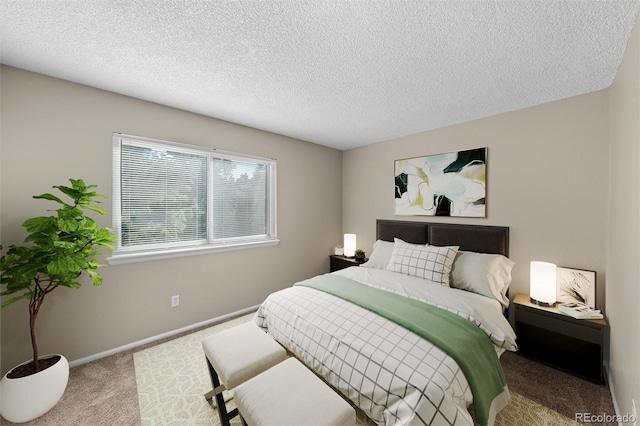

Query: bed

[255,220,517,426]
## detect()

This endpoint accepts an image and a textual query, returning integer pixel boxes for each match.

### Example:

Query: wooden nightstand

[513,293,608,384]
[329,255,368,272]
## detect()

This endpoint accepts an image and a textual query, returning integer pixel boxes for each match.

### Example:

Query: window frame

[108,133,278,265]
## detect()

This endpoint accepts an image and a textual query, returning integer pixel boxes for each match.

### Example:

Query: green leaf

[82,204,108,215]
[53,240,75,249]
[23,216,55,233]
[33,193,65,205]
[69,178,86,191]
[47,254,81,276]
[24,232,52,245]
[94,228,118,246]
[57,218,80,232]
[1,293,31,308]
[58,206,83,220]
[53,185,82,203]
[69,281,82,289]
[82,217,97,229]
[87,269,103,286]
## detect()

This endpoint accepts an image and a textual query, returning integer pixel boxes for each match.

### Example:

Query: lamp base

[530,297,556,307]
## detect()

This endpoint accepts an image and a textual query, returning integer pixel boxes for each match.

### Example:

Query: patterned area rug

[134,313,579,426]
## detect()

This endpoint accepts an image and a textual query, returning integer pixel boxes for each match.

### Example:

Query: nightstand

[513,293,607,384]
[329,255,368,272]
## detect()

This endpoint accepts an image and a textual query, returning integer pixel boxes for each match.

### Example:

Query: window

[108,134,277,264]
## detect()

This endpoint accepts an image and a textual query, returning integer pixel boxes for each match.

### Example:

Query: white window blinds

[110,134,277,264]
[212,158,267,241]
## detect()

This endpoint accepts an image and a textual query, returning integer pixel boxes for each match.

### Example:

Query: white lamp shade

[344,234,356,257]
[530,261,557,305]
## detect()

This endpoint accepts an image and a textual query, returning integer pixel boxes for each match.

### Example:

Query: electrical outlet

[171,295,180,308]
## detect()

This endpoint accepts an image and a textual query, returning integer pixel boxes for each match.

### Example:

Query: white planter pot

[0,354,69,423]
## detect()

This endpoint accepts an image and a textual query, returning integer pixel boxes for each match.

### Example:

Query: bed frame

[377,220,511,315]
[376,219,509,257]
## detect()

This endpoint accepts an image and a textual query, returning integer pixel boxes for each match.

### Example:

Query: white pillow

[361,240,394,270]
[450,251,515,308]
[386,238,459,286]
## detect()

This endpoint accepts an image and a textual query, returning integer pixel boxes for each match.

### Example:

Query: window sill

[107,239,280,265]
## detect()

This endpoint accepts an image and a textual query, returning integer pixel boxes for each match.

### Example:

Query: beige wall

[0,66,343,374]
[608,11,640,421]
[343,90,611,310]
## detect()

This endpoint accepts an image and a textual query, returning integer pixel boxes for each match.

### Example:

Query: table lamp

[530,261,557,307]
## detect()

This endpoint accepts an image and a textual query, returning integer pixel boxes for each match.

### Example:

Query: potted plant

[0,179,117,423]
[354,249,366,262]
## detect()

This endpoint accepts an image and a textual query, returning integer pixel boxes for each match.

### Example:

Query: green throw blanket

[295,274,509,426]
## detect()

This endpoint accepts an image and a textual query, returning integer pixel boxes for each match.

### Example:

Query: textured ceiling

[1,1,639,150]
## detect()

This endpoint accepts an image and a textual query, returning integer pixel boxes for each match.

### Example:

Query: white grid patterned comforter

[254,267,517,426]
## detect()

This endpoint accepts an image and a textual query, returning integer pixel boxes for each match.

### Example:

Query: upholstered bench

[202,322,287,426]
[234,357,356,426]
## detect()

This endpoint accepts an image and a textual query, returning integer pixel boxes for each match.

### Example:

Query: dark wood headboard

[376,220,509,257]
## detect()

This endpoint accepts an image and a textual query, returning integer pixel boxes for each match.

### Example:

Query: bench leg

[206,357,238,426]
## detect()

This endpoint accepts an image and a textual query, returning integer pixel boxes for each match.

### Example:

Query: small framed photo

[556,267,596,308]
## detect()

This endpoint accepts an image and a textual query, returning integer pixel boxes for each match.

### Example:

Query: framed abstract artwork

[394,147,486,217]
[556,267,596,308]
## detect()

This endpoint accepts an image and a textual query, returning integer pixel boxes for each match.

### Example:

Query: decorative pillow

[386,238,459,286]
[450,251,515,308]
[361,240,394,270]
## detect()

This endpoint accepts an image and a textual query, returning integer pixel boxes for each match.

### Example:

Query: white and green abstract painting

[394,147,486,217]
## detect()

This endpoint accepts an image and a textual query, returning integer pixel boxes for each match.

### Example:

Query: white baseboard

[68,304,260,368]
[604,361,623,426]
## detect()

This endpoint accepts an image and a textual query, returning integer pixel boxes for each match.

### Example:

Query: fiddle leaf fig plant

[0,179,117,376]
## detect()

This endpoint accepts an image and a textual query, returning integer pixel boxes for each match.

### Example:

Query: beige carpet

[134,314,251,425]
[134,314,580,426]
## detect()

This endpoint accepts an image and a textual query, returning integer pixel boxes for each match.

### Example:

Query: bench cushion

[234,358,355,426]
[202,322,286,389]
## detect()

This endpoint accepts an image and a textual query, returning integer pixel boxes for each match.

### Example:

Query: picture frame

[394,147,486,217]
[556,266,596,308]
